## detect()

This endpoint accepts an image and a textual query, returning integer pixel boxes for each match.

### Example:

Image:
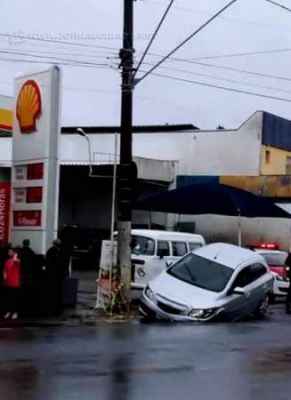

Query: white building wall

[182,112,263,176]
[0,111,263,177]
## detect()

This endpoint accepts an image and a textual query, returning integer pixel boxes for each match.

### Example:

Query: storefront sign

[13,210,41,227]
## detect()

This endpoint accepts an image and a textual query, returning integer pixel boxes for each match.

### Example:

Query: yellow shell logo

[16,80,42,134]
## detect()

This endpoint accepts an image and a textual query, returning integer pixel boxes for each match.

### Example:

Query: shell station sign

[16,80,42,134]
[12,67,61,254]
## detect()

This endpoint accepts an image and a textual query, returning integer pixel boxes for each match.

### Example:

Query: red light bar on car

[258,243,279,250]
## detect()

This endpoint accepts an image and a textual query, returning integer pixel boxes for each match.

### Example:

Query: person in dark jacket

[45,239,65,315]
[20,239,36,288]
[285,252,291,314]
[59,225,78,277]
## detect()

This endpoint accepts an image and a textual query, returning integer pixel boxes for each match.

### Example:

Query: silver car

[140,243,274,322]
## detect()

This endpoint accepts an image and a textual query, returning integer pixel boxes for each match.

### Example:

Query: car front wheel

[254,294,270,319]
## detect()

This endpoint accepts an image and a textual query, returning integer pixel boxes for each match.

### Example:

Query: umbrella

[134,182,291,245]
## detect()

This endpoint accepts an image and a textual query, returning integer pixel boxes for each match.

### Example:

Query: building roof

[0,124,198,138]
[263,112,291,152]
[61,124,198,134]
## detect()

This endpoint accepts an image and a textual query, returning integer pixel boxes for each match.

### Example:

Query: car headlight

[275,275,285,282]
[188,308,221,320]
[145,286,155,302]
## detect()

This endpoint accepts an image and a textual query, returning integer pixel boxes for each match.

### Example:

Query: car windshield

[168,253,233,293]
[259,252,287,266]
[131,235,155,256]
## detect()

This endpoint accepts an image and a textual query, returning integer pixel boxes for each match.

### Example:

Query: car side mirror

[232,287,246,296]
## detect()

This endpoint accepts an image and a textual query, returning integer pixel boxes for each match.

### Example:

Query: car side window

[157,241,170,257]
[172,241,187,257]
[232,267,253,288]
[249,263,267,281]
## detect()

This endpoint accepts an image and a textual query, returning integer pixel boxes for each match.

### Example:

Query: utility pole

[118,0,135,300]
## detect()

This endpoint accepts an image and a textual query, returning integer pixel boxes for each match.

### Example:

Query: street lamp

[76,128,93,177]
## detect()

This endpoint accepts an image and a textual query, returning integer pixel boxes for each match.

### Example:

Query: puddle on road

[250,347,291,375]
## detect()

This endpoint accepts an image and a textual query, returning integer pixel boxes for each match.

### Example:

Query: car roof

[254,249,288,256]
[131,229,205,242]
[194,243,264,270]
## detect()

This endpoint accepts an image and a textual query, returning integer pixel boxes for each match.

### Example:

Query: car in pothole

[140,243,274,322]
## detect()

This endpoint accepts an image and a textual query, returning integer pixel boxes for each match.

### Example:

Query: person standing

[20,239,35,288]
[59,226,77,276]
[3,248,21,320]
[285,251,291,314]
[45,239,65,315]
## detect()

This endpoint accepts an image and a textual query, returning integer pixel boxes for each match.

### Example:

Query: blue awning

[135,182,291,219]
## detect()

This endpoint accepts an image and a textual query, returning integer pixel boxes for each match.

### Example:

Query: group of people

[0,238,70,320]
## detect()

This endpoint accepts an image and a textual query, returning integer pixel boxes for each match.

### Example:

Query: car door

[244,263,269,310]
[147,240,171,282]
[225,266,254,320]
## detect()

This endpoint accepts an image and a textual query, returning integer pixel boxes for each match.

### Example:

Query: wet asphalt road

[0,304,291,400]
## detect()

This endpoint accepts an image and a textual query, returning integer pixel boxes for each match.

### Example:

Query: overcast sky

[1,0,291,129]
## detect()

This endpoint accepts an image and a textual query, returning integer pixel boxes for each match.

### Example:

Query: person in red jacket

[3,248,21,320]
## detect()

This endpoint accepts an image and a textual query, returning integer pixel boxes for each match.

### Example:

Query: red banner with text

[0,182,11,244]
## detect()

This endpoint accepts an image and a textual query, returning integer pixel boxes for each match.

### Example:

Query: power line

[142,61,291,94]
[148,0,288,29]
[135,0,239,85]
[0,56,112,70]
[0,46,114,60]
[141,70,291,103]
[0,49,110,68]
[264,0,291,12]
[0,32,118,53]
[139,52,291,83]
[134,0,175,76]
[174,59,291,83]
[192,47,291,61]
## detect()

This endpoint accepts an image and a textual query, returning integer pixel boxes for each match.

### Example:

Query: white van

[130,229,206,292]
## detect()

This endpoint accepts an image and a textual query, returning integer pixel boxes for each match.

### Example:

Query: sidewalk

[0,270,139,328]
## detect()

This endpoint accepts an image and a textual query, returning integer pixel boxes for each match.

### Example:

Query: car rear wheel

[254,294,270,318]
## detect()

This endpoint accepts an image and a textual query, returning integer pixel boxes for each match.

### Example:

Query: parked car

[254,249,289,300]
[140,243,274,322]
[130,229,205,293]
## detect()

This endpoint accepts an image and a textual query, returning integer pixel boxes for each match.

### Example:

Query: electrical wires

[135,0,239,85]
[264,0,291,12]
[144,70,291,103]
